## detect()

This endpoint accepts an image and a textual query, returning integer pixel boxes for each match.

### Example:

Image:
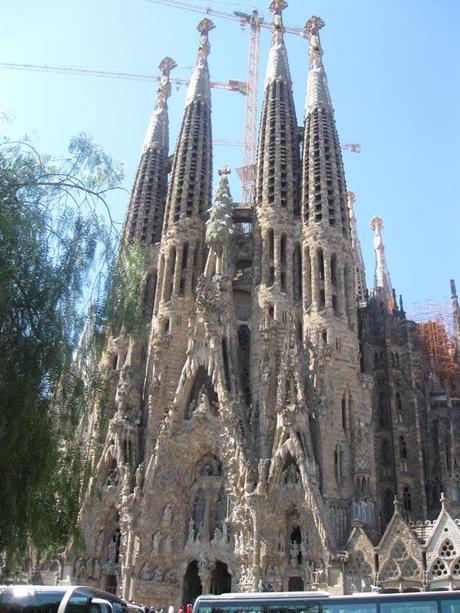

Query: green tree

[0,135,124,572]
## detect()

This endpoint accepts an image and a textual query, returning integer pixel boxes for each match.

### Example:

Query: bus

[192,590,460,613]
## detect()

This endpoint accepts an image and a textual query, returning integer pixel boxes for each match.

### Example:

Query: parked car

[0,584,142,613]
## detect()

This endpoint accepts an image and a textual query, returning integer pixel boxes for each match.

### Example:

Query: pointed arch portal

[182,560,202,604]
[211,561,232,594]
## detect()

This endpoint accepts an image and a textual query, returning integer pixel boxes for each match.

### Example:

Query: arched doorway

[288,576,304,591]
[210,561,232,594]
[183,561,202,604]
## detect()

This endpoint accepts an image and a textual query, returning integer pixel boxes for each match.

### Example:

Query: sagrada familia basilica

[54,1,460,605]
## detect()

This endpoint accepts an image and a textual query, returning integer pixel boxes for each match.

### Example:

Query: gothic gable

[424,504,460,588]
[376,508,423,590]
[344,523,375,593]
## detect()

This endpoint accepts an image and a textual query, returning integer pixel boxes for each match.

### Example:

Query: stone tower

[69,4,460,604]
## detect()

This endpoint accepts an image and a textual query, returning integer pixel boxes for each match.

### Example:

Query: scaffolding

[408,301,459,383]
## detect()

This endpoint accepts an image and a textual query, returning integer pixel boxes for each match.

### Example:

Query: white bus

[192,591,460,613]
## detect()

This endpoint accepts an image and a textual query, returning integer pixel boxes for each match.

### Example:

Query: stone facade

[62,4,460,606]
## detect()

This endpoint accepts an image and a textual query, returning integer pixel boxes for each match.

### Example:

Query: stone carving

[187,518,195,543]
[161,504,173,527]
[115,365,134,411]
[164,569,177,584]
[289,541,300,565]
[151,532,162,554]
[277,533,285,553]
[75,557,101,581]
[104,467,119,488]
[284,462,300,484]
[164,534,173,554]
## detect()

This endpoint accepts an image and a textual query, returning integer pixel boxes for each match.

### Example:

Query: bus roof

[195,591,460,603]
[196,592,332,601]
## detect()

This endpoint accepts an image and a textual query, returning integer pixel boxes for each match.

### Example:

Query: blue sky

[1,0,459,313]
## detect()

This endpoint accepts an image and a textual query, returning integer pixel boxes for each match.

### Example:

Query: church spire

[148,20,215,433]
[347,192,368,307]
[185,18,214,108]
[301,16,349,235]
[143,57,176,153]
[123,57,176,245]
[162,18,214,234]
[304,16,333,116]
[264,1,291,87]
[370,216,395,312]
[255,0,299,215]
[451,279,460,364]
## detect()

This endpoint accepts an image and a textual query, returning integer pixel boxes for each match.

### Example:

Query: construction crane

[0,61,248,94]
[146,0,305,205]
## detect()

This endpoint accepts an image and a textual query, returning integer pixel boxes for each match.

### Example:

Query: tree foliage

[98,242,147,341]
[0,135,124,571]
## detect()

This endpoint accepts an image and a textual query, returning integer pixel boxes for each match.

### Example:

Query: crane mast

[235,9,263,205]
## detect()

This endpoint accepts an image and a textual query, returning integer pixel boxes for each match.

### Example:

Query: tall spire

[143,57,176,153]
[450,279,460,363]
[370,216,395,311]
[162,19,214,232]
[301,16,349,234]
[304,16,333,116]
[264,1,291,87]
[185,18,214,108]
[123,57,176,245]
[255,0,299,214]
[347,192,367,307]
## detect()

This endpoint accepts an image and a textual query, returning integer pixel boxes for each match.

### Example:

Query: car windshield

[0,587,65,613]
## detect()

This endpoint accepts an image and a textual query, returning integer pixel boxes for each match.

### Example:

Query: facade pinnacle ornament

[370,216,395,312]
[440,491,446,511]
[304,15,333,115]
[143,57,176,153]
[348,192,368,307]
[264,0,291,87]
[451,279,460,363]
[185,18,215,108]
[205,173,234,249]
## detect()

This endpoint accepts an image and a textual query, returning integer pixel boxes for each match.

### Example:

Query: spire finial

[304,15,325,39]
[218,166,231,176]
[198,17,215,38]
[370,216,395,312]
[185,19,215,107]
[440,491,446,510]
[156,56,177,107]
[399,294,405,314]
[393,495,402,513]
[347,191,357,206]
[269,1,287,44]
[264,0,291,85]
[304,15,332,115]
[269,0,288,13]
[159,56,176,79]
[196,17,215,63]
[142,57,176,152]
